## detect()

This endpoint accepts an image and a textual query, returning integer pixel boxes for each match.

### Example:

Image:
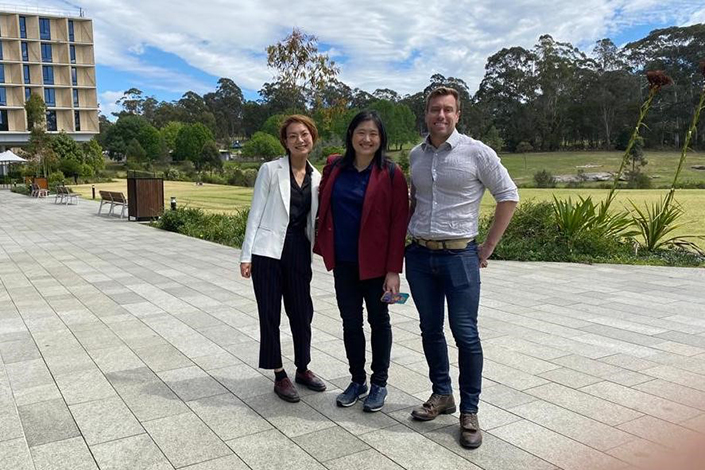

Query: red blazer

[314,155,409,280]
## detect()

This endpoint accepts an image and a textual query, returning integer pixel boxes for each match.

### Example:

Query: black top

[287,159,312,235]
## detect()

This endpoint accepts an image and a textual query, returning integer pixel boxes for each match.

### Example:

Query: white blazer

[240,156,321,263]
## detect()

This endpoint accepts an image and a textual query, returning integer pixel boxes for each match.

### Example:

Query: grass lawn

[70,180,253,213]
[497,150,705,186]
[71,179,704,247]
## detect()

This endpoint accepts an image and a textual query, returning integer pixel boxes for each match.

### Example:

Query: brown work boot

[411,393,456,421]
[459,412,482,448]
[295,369,327,392]
[274,377,300,402]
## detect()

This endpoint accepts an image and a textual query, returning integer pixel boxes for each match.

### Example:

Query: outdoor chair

[98,190,128,218]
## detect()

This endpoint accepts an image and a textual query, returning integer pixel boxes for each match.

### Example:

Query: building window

[19,17,27,39]
[39,18,51,40]
[0,110,8,131]
[73,89,79,107]
[21,42,29,61]
[23,65,30,84]
[25,88,31,102]
[74,111,80,131]
[68,20,75,42]
[41,43,52,63]
[0,87,6,106]
[0,65,4,84]
[0,43,3,61]
[71,67,77,86]
[44,88,55,106]
[46,110,57,131]
[42,66,54,85]
[70,45,76,64]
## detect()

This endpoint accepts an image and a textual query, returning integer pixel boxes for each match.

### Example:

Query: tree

[51,131,82,162]
[81,139,105,172]
[114,88,145,116]
[125,138,146,163]
[103,115,162,161]
[204,78,244,139]
[258,81,306,115]
[261,114,286,137]
[242,101,269,137]
[200,141,222,172]
[160,121,184,153]
[25,93,46,130]
[173,123,214,163]
[241,132,284,160]
[178,91,216,131]
[266,27,340,107]
[369,100,417,150]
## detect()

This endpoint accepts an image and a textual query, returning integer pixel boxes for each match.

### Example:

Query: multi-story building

[0,7,98,149]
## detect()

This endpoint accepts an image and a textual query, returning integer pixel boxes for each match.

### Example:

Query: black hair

[341,110,389,169]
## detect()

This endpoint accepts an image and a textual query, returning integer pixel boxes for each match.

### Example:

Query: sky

[14,0,705,117]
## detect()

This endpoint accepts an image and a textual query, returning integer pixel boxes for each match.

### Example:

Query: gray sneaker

[336,382,368,407]
[363,384,387,412]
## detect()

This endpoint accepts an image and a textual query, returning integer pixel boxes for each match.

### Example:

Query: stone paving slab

[1,191,704,469]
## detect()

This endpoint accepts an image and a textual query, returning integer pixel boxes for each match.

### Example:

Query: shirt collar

[422,128,461,151]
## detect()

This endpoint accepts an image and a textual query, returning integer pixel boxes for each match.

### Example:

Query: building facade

[0,8,98,148]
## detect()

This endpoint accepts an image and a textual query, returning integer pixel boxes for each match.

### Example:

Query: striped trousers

[251,230,314,370]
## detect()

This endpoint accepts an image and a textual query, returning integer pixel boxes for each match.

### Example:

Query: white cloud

[98,90,123,117]
[29,0,705,97]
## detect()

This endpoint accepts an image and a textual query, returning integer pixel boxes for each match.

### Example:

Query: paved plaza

[1,190,704,470]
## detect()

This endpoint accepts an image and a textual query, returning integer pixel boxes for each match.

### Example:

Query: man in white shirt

[406,87,519,449]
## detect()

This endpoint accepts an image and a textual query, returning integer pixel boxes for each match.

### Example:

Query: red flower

[646,70,673,91]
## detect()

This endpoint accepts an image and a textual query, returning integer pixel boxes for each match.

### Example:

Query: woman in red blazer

[314,110,409,412]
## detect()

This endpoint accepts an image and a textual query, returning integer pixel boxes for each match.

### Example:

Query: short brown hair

[425,87,461,112]
[279,114,319,153]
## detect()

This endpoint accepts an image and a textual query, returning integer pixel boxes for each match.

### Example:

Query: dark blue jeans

[405,241,482,413]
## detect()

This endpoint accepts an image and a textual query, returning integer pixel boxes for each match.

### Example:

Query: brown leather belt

[412,237,474,250]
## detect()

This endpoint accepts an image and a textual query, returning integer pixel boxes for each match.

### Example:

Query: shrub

[626,171,652,189]
[242,169,258,187]
[154,207,251,248]
[48,171,65,189]
[241,132,284,160]
[533,170,556,188]
[11,184,31,196]
[515,141,533,153]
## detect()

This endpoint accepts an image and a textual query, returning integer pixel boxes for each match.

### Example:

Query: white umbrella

[0,150,27,163]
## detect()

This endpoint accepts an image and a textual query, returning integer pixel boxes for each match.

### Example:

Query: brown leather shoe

[459,412,482,448]
[274,377,300,402]
[294,370,327,392]
[411,393,456,421]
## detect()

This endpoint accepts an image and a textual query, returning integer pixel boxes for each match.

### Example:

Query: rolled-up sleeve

[476,147,519,203]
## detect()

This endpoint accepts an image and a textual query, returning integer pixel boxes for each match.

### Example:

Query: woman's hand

[383,272,400,294]
[240,262,252,278]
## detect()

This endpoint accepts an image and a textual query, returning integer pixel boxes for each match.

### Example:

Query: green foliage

[480,200,703,266]
[515,141,534,153]
[369,100,417,150]
[125,139,147,163]
[397,150,410,176]
[138,124,166,162]
[48,171,66,188]
[482,126,504,152]
[533,169,556,188]
[11,184,31,196]
[59,158,82,179]
[105,115,157,161]
[52,131,82,161]
[174,123,215,162]
[154,207,251,248]
[630,197,686,251]
[82,139,105,172]
[552,195,636,241]
[261,114,286,137]
[24,93,46,130]
[626,170,652,189]
[241,132,284,160]
[200,141,222,172]
[160,121,184,152]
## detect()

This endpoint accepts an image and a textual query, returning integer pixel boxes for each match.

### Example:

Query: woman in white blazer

[240,115,325,403]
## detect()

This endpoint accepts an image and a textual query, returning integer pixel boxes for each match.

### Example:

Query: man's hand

[383,272,400,294]
[478,243,494,268]
[240,262,252,278]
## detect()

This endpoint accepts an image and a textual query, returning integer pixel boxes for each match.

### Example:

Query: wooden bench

[98,190,128,218]
[54,186,79,205]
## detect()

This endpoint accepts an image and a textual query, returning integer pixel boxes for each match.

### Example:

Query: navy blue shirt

[332,163,372,263]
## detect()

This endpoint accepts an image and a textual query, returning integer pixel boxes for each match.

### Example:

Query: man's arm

[408,182,416,224]
[478,200,517,268]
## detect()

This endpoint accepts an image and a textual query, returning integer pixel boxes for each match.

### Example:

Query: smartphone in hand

[381,292,410,304]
